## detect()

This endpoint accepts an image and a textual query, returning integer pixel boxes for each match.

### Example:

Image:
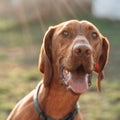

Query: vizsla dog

[7,20,110,120]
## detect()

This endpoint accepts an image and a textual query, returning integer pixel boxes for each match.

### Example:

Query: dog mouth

[61,65,92,94]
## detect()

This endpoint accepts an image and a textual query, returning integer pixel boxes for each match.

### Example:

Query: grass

[80,80,120,120]
[0,17,120,120]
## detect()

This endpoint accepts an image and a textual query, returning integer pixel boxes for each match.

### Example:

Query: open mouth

[61,65,92,94]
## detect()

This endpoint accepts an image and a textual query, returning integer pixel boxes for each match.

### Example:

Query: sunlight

[31,0,46,33]
[51,0,66,21]
[17,2,33,45]
[62,0,77,18]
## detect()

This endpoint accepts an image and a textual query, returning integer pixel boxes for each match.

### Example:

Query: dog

[7,20,110,120]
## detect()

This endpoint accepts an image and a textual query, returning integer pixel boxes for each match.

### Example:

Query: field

[0,17,120,120]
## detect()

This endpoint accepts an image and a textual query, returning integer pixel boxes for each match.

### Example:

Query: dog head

[38,20,110,94]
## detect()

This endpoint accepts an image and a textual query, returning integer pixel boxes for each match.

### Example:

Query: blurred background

[0,0,120,119]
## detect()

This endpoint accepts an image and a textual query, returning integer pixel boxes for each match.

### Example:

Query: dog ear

[38,26,55,86]
[94,37,110,92]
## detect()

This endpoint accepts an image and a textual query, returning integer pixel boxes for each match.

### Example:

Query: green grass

[79,80,120,120]
[0,17,120,120]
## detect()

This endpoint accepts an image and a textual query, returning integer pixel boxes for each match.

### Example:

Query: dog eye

[62,30,70,37]
[91,32,98,39]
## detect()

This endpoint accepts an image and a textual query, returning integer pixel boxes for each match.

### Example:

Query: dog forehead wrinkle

[74,35,89,43]
[81,20,101,33]
[80,20,94,26]
[61,20,80,29]
[75,35,87,40]
[55,24,68,36]
[55,21,83,36]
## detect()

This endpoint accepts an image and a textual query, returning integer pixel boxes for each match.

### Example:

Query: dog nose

[73,43,92,57]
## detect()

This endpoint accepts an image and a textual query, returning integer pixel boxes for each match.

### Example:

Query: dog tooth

[67,85,71,90]
[65,70,69,74]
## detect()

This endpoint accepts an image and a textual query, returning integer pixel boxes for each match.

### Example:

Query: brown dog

[7,20,110,120]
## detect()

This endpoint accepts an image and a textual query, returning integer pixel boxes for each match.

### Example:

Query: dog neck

[37,78,80,119]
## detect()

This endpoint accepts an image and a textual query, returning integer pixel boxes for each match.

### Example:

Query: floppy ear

[94,37,110,92]
[38,26,55,86]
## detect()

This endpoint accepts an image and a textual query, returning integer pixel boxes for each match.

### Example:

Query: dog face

[38,20,110,94]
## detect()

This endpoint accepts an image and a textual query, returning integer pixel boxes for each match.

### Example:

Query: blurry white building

[92,0,120,20]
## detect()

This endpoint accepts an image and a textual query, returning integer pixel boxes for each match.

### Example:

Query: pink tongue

[68,74,89,94]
